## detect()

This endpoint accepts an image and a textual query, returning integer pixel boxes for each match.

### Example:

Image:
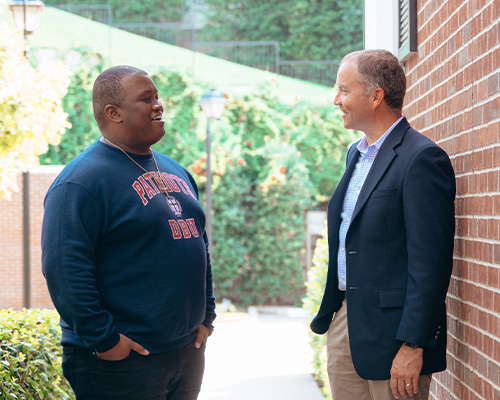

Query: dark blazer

[310,118,456,380]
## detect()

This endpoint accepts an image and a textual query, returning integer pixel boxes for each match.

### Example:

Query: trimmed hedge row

[303,228,332,399]
[0,309,74,399]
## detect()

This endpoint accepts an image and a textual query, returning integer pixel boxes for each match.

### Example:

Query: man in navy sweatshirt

[42,65,216,400]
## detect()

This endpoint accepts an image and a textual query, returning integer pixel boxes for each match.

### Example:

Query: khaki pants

[326,299,431,400]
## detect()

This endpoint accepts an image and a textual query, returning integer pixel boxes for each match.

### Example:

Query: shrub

[303,227,332,399]
[0,308,74,399]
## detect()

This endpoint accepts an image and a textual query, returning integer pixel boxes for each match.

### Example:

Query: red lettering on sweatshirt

[165,174,181,192]
[177,177,197,199]
[144,174,159,194]
[169,220,182,239]
[138,176,156,199]
[186,218,199,237]
[178,220,192,238]
[150,172,173,192]
[132,181,149,206]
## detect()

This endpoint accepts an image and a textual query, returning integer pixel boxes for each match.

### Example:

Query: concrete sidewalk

[199,307,324,400]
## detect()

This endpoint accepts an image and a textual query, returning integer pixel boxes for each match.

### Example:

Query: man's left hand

[194,324,210,349]
[390,344,424,398]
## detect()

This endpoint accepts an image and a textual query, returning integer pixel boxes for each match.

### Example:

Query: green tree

[201,0,364,61]
[43,0,189,23]
[0,24,70,199]
[40,48,106,165]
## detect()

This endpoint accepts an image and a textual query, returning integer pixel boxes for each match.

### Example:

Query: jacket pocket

[379,289,407,308]
[371,188,397,199]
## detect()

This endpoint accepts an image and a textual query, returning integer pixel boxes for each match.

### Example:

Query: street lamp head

[200,87,227,119]
[8,0,45,35]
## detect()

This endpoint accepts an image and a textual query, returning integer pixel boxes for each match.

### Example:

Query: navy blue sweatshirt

[42,139,216,353]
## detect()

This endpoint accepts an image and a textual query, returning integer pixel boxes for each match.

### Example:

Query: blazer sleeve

[396,144,456,348]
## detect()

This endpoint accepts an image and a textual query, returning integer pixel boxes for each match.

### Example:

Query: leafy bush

[0,308,74,400]
[303,228,332,399]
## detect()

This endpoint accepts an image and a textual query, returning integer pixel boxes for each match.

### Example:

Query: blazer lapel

[350,119,409,222]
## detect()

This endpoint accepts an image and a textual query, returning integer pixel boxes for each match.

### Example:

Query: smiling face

[106,73,165,154]
[333,58,375,133]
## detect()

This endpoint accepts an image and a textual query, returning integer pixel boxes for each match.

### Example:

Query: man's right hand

[96,333,150,360]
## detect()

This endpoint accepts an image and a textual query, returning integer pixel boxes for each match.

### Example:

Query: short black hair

[92,65,148,129]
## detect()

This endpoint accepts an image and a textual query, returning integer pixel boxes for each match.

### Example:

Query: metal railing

[51,5,338,88]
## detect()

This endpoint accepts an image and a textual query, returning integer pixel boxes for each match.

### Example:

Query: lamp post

[7,0,44,309]
[8,0,45,57]
[199,87,227,246]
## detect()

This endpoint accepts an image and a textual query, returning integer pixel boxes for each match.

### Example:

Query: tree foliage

[201,0,364,61]
[39,48,106,165]
[45,0,363,62]
[0,24,70,199]
[43,0,189,23]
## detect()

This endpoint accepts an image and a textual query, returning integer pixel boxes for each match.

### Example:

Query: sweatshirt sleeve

[185,168,217,327]
[42,182,120,352]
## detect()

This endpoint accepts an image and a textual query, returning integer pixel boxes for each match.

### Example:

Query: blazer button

[435,335,439,340]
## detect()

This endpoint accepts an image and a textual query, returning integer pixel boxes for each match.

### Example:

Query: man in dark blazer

[311,49,455,399]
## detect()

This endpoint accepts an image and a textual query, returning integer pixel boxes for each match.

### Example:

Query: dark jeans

[62,341,205,400]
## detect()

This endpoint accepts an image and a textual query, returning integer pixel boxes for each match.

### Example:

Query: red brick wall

[0,166,62,310]
[404,0,500,398]
[0,174,24,310]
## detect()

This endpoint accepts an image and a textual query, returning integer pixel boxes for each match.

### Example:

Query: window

[399,0,417,62]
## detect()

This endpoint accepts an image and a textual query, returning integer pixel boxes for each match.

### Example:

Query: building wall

[0,174,24,310]
[0,166,62,311]
[403,1,500,399]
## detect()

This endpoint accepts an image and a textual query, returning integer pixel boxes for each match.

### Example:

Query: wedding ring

[406,383,411,387]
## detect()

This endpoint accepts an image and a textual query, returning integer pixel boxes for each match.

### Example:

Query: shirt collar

[357,116,404,154]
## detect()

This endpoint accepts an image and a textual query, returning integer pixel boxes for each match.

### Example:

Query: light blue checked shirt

[337,117,403,290]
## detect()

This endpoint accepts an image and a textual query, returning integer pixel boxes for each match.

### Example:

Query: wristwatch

[403,341,421,349]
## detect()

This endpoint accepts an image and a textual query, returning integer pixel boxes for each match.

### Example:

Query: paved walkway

[199,307,324,400]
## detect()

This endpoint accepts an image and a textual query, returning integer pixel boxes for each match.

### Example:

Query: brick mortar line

[450,142,500,158]
[405,17,500,116]
[416,0,461,46]
[452,256,500,273]
[442,347,499,397]
[456,212,500,216]
[447,317,500,364]
[455,216,500,223]
[412,0,496,83]
[449,270,500,294]
[453,235,500,246]
[429,376,461,400]
[447,314,500,355]
[410,95,500,139]
[445,132,500,158]
[405,68,500,126]
[455,168,500,178]
[447,290,500,314]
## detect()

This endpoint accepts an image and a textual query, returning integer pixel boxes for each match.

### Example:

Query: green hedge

[0,309,74,400]
[303,227,332,399]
